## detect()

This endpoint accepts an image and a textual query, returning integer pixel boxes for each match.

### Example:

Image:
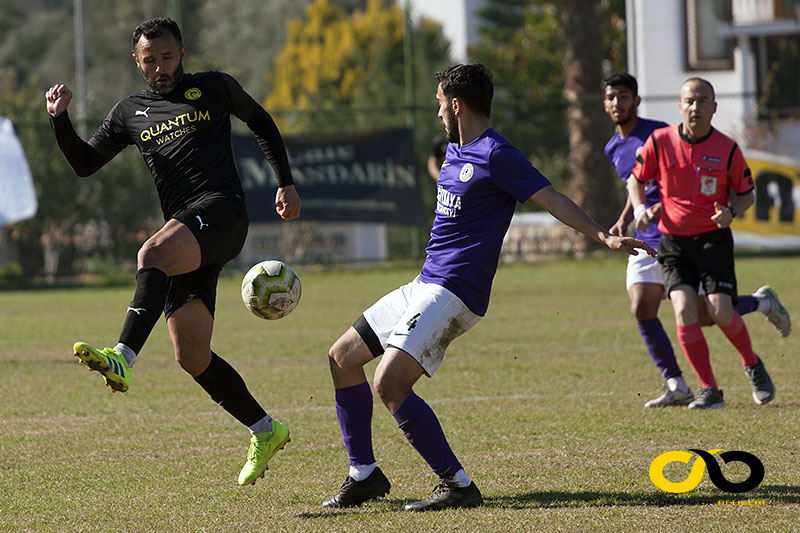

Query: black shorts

[658,228,738,301]
[165,193,248,318]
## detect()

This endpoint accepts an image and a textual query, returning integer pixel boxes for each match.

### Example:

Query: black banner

[233,127,423,224]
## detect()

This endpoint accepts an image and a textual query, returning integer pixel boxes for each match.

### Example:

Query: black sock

[118,267,168,354]
[193,352,267,427]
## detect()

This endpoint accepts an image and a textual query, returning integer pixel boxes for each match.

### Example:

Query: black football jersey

[87,72,263,218]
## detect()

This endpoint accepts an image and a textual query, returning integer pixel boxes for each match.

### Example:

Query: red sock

[677,323,717,390]
[719,313,759,367]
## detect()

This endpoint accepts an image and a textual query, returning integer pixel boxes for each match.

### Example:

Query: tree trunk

[41,222,64,283]
[558,0,622,252]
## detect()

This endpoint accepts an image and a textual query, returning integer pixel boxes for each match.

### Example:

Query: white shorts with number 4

[362,277,481,377]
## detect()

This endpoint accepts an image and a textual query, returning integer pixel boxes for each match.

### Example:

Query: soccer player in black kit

[45,17,300,486]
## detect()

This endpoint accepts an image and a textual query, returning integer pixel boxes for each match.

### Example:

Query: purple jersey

[604,117,668,248]
[419,129,551,315]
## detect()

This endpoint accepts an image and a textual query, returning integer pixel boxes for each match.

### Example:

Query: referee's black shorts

[165,193,248,318]
[658,228,738,302]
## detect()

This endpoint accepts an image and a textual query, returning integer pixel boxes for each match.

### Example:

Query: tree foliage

[261,0,452,259]
[470,0,627,225]
[1,74,159,280]
[0,0,330,278]
[264,0,451,134]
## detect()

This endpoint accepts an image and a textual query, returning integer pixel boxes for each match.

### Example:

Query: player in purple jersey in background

[427,133,448,182]
[602,72,790,408]
[321,64,655,512]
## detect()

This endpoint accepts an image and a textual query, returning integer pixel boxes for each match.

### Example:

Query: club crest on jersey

[700,175,718,196]
[459,163,474,182]
[185,88,202,100]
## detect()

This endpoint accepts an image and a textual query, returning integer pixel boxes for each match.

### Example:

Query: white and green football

[241,260,301,320]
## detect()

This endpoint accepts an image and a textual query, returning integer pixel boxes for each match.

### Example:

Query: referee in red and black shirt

[628,77,775,409]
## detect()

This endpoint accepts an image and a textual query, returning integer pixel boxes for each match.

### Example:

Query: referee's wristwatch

[728,206,737,218]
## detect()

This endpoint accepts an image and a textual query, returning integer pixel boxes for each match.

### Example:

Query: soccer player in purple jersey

[602,72,790,408]
[321,64,655,512]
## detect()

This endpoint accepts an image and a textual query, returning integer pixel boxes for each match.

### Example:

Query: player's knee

[709,308,734,328]
[137,237,174,270]
[328,340,352,370]
[631,301,658,321]
[174,348,205,377]
[137,240,161,268]
[373,373,397,404]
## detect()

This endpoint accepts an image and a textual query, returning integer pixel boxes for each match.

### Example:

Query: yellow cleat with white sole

[72,341,131,393]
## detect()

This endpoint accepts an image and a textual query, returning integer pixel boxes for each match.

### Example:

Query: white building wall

[626,0,800,250]
[406,0,486,62]
[626,0,748,143]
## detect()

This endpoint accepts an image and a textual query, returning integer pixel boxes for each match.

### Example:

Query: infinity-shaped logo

[649,449,764,493]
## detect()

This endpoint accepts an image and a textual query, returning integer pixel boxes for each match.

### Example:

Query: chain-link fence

[2,0,798,283]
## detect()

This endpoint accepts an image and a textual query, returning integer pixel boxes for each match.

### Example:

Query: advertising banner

[735,150,800,250]
[233,127,423,225]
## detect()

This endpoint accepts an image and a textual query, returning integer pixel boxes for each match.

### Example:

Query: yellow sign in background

[736,150,800,237]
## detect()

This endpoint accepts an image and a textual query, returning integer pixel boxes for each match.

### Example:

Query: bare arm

[528,185,656,256]
[426,155,441,182]
[626,174,651,231]
[610,193,633,236]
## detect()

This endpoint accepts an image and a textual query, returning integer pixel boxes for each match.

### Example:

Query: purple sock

[335,382,375,467]
[392,392,462,479]
[735,295,758,316]
[637,318,682,380]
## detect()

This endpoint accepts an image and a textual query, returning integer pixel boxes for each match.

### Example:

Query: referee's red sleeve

[631,134,658,184]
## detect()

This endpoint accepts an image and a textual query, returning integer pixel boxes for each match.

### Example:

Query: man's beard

[443,113,460,143]
[614,112,632,126]
[145,63,184,95]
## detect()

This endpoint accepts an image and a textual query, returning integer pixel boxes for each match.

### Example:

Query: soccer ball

[241,260,301,320]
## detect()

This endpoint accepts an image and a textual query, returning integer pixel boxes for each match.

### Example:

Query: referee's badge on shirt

[700,175,718,196]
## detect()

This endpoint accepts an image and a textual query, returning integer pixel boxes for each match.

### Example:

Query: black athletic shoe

[687,387,725,409]
[745,358,775,405]
[403,481,484,511]
[322,467,391,508]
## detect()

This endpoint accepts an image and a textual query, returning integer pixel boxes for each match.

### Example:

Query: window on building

[685,0,734,70]
[758,35,800,118]
[774,0,800,18]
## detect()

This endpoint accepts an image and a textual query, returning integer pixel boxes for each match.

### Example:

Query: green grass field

[1,255,798,532]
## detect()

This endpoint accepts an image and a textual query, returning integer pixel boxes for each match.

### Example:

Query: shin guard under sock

[335,382,376,467]
[677,323,717,390]
[118,267,168,354]
[719,313,759,367]
[193,352,267,427]
[392,392,462,480]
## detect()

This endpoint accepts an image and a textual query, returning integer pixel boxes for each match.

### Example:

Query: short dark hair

[435,64,494,119]
[682,77,716,100]
[602,72,638,97]
[132,17,183,53]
